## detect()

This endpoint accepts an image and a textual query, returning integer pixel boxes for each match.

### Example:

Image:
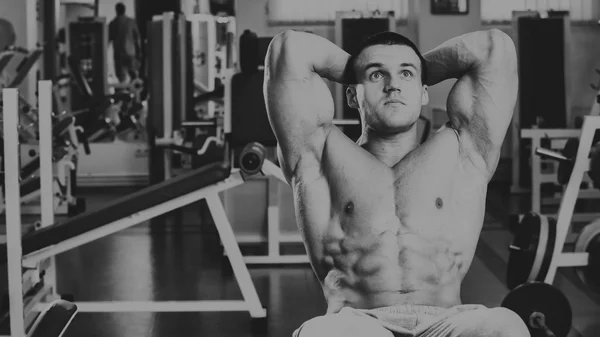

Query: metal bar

[3,88,25,337]
[38,81,54,228]
[23,173,246,267]
[0,53,15,75]
[244,255,309,264]
[262,160,287,185]
[8,50,43,88]
[545,115,600,283]
[178,15,187,125]
[36,300,254,313]
[163,13,174,180]
[181,121,217,127]
[42,0,57,80]
[556,252,588,267]
[535,147,570,162]
[521,128,581,138]
[267,178,280,257]
[206,194,266,318]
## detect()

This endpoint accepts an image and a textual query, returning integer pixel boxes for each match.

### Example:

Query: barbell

[503,211,600,337]
[534,138,600,188]
[502,282,572,337]
[507,212,600,290]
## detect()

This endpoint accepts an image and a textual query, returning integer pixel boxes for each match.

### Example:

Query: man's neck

[357,127,419,167]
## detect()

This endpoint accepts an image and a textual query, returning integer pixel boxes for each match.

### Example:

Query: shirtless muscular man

[264,29,529,337]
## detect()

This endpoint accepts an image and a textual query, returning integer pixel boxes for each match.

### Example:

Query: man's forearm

[422,29,513,86]
[266,30,349,84]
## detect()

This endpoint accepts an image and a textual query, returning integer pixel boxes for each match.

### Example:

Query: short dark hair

[344,31,428,85]
[116,2,126,15]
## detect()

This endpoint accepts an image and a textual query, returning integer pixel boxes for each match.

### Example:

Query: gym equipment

[508,115,600,287]
[66,53,149,187]
[240,29,259,73]
[510,11,571,192]
[501,282,572,337]
[1,82,79,337]
[68,17,109,113]
[555,138,578,185]
[574,218,600,291]
[28,300,77,337]
[589,145,600,189]
[6,48,43,89]
[520,128,600,227]
[507,212,556,289]
[1,81,277,332]
[537,137,600,189]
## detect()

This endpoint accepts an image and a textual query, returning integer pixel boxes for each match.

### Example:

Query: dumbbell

[502,282,572,337]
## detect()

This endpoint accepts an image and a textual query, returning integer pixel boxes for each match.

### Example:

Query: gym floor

[43,182,600,337]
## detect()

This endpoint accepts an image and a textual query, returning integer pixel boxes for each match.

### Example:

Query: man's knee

[485,307,530,337]
[293,311,393,337]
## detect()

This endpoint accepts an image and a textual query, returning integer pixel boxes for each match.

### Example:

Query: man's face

[346,44,429,134]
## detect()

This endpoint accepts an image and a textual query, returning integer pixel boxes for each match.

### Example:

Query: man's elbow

[266,30,297,68]
[485,29,517,71]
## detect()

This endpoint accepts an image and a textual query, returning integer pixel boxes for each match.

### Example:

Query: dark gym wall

[135,0,181,42]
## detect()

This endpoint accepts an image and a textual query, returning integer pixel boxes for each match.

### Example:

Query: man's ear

[346,85,359,109]
[421,85,429,105]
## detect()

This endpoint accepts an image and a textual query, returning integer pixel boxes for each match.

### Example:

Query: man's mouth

[384,99,404,105]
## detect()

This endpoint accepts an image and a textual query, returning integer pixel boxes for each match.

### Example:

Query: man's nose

[384,76,402,93]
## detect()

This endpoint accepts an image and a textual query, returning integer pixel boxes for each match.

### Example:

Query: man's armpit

[449,120,493,176]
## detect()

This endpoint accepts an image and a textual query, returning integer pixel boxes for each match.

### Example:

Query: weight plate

[534,216,556,283]
[507,213,556,289]
[557,138,578,185]
[589,144,600,190]
[575,219,600,291]
[501,282,572,337]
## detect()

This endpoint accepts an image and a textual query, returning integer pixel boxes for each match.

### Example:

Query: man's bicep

[265,74,333,175]
[447,66,518,175]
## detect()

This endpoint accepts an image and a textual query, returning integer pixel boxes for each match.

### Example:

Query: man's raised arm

[264,31,349,180]
[422,29,518,178]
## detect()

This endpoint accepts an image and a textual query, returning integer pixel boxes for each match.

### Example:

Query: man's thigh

[293,308,394,337]
[418,306,530,337]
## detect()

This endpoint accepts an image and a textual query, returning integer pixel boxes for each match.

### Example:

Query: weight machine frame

[537,115,600,284]
[2,81,271,336]
[521,129,600,235]
[2,82,60,337]
[510,10,573,194]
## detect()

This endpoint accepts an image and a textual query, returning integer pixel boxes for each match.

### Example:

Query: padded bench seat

[0,162,231,264]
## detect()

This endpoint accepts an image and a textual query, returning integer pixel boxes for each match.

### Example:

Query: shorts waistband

[369,304,446,316]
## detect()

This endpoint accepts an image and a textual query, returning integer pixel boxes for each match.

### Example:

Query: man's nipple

[345,201,354,214]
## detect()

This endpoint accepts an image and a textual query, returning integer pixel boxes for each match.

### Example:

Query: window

[481,0,596,21]
[267,0,409,23]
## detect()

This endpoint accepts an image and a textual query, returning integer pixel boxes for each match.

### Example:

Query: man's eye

[370,72,383,80]
[401,70,413,77]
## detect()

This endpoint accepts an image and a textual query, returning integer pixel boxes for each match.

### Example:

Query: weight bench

[508,115,600,288]
[1,82,269,337]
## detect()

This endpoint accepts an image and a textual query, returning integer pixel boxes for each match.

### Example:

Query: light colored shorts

[293,304,530,337]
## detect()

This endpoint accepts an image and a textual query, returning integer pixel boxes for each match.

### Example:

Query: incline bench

[1,80,279,336]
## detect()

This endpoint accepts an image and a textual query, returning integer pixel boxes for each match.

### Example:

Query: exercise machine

[501,114,600,336]
[1,82,78,337]
[66,17,147,187]
[516,65,600,243]
[510,10,573,194]
[0,44,85,217]
[0,80,312,333]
